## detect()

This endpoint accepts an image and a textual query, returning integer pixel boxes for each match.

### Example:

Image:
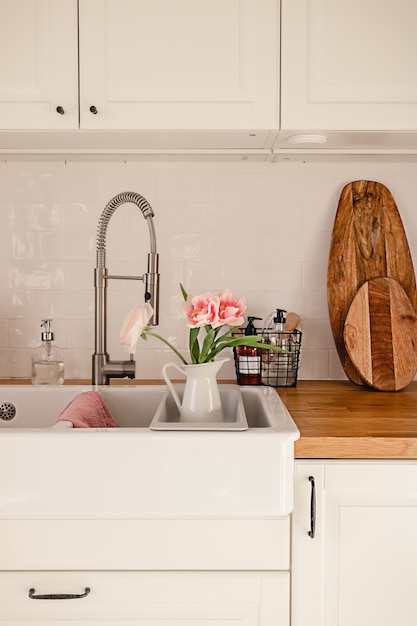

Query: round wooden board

[328,180,417,385]
[344,277,417,391]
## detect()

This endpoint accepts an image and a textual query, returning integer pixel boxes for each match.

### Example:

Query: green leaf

[180,283,188,301]
[200,328,216,362]
[215,328,235,344]
[189,327,200,364]
[221,336,290,353]
[144,330,188,365]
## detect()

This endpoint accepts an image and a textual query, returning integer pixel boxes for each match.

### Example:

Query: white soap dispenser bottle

[263,309,287,347]
[261,309,287,385]
[31,319,65,385]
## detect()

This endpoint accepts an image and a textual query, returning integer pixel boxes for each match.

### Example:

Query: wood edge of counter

[295,436,417,459]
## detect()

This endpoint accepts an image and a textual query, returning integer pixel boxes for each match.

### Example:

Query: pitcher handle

[162,362,185,412]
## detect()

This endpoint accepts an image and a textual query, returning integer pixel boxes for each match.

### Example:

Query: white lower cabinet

[0,519,290,624]
[0,571,288,624]
[292,461,417,626]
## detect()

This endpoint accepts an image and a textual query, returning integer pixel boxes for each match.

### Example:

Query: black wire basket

[233,329,302,387]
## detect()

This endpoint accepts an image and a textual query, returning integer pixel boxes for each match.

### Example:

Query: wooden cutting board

[328,180,417,385]
[344,277,417,391]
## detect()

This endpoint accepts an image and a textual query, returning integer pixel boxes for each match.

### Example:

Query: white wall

[0,159,416,382]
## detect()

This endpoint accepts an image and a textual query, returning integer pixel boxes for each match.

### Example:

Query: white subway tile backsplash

[329,350,349,380]
[7,262,66,290]
[1,290,36,318]
[11,233,36,260]
[34,290,93,320]
[301,291,330,321]
[0,320,9,348]
[301,320,335,351]
[39,231,95,262]
[9,319,40,349]
[157,172,215,202]
[66,262,95,291]
[302,262,328,292]
[215,173,278,204]
[62,202,101,231]
[298,350,331,381]
[8,202,65,231]
[1,160,416,383]
[304,230,333,263]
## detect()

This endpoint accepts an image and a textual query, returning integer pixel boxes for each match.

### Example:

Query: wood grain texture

[344,277,417,391]
[277,380,417,459]
[327,180,417,385]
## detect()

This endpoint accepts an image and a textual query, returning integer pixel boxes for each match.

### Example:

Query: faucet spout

[92,192,160,386]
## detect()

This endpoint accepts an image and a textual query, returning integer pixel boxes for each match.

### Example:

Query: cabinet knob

[89,105,98,114]
[56,106,65,115]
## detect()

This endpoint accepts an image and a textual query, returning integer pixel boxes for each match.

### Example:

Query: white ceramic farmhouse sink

[0,384,299,518]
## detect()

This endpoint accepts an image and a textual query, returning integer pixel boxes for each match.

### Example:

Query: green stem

[145,331,188,365]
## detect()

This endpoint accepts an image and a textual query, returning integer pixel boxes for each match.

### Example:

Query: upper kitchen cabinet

[0,0,279,152]
[0,0,78,129]
[79,0,279,134]
[280,0,417,132]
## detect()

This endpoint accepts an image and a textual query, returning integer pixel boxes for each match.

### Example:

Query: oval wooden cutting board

[344,277,417,391]
[328,180,417,385]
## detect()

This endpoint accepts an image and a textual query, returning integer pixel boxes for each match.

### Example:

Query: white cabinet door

[0,571,289,624]
[292,461,417,626]
[281,0,417,130]
[0,0,78,129]
[79,0,279,133]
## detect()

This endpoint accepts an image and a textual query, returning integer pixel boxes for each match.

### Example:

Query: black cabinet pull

[29,587,90,600]
[89,105,98,114]
[308,475,316,538]
[56,106,65,115]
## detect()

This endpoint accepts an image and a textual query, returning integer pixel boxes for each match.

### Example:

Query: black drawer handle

[29,587,90,600]
[308,475,316,538]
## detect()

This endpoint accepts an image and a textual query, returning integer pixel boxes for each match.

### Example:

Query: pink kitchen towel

[55,391,117,428]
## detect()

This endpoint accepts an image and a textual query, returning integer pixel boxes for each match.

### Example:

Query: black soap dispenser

[31,319,65,385]
[236,316,262,385]
[245,316,260,337]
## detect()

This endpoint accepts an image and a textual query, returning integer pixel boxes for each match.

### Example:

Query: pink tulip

[183,293,220,328]
[128,285,254,365]
[213,290,246,328]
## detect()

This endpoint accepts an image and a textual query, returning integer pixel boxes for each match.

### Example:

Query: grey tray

[149,385,248,431]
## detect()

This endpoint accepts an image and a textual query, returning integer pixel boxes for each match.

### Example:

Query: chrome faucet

[92,192,160,385]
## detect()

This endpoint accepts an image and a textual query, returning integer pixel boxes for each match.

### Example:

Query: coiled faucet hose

[96,191,155,251]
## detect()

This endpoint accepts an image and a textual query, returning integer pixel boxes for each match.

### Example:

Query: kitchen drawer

[0,518,290,571]
[0,570,289,623]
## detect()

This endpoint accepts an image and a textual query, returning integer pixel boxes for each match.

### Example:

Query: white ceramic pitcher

[162,359,228,423]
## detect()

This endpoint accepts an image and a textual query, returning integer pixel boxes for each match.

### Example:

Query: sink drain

[0,402,16,421]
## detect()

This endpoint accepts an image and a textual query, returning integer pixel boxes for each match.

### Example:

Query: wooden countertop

[277,380,417,459]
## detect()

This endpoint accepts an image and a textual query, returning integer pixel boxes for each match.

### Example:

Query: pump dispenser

[236,316,262,385]
[269,309,286,338]
[245,316,260,337]
[31,319,64,385]
[262,309,288,385]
